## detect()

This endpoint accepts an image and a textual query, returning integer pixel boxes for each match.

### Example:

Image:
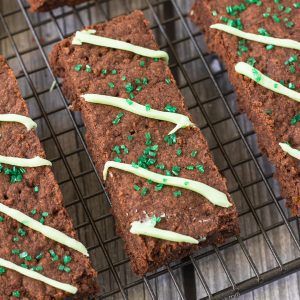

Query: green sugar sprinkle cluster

[74,64,92,73]
[112,112,124,125]
[0,165,26,183]
[285,55,298,74]
[0,212,73,279]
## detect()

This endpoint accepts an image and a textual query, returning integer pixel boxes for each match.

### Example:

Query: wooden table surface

[0,0,299,299]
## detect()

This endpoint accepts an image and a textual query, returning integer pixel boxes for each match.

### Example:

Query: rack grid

[0,0,299,299]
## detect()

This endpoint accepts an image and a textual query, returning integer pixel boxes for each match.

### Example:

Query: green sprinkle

[153,58,159,62]
[151,215,162,224]
[165,170,172,176]
[58,264,65,271]
[196,164,205,173]
[33,186,39,193]
[18,228,26,237]
[111,69,117,75]
[252,68,262,82]
[237,39,248,56]
[171,166,181,176]
[0,267,6,275]
[288,83,296,90]
[12,291,20,298]
[164,104,177,113]
[11,249,20,255]
[128,135,134,141]
[286,55,298,64]
[263,12,270,18]
[112,112,124,125]
[125,83,134,93]
[284,7,292,13]
[114,157,122,163]
[101,69,107,75]
[0,216,4,222]
[108,82,115,89]
[129,92,135,100]
[164,133,177,146]
[132,162,139,168]
[156,164,165,170]
[136,85,143,92]
[173,190,182,197]
[113,145,121,155]
[134,184,140,191]
[33,265,43,272]
[13,237,19,242]
[289,65,296,74]
[274,83,279,88]
[272,14,281,23]
[186,165,195,170]
[265,109,273,115]
[220,16,228,23]
[265,44,275,50]
[35,253,43,260]
[85,64,92,73]
[191,150,198,158]
[285,20,294,28]
[63,255,72,265]
[121,75,127,81]
[145,104,151,111]
[291,114,300,125]
[142,77,148,85]
[141,187,149,196]
[294,2,300,8]
[258,28,270,36]
[136,86,143,92]
[126,98,133,105]
[41,212,49,217]
[74,64,82,71]
[176,148,182,156]
[165,77,171,85]
[278,4,285,10]
[19,251,29,259]
[247,57,256,67]
[155,183,164,191]
[139,60,146,67]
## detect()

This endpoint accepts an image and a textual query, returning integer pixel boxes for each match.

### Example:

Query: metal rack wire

[0,0,299,299]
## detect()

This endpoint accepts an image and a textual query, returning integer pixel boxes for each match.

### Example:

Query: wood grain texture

[0,0,299,299]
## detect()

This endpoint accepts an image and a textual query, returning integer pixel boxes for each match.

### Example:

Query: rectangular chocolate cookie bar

[0,56,98,299]
[190,1,300,215]
[49,10,239,275]
[27,0,86,12]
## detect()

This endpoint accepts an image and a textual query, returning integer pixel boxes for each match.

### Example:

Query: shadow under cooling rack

[0,0,300,299]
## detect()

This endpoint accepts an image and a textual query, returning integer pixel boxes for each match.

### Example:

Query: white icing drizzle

[279,143,300,160]
[130,215,201,244]
[0,114,37,131]
[0,202,89,256]
[0,156,52,167]
[103,161,232,208]
[210,24,300,50]
[0,257,77,294]
[72,30,169,62]
[82,94,195,135]
[235,62,300,102]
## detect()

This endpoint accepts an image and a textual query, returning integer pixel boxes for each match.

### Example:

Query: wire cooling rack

[0,0,300,299]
